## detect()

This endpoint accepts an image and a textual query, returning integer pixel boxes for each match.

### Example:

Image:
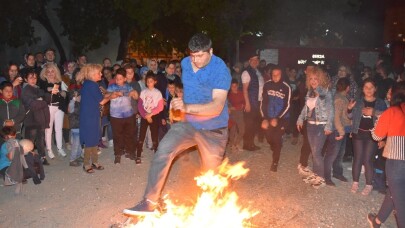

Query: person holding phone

[39,63,68,159]
[6,63,23,98]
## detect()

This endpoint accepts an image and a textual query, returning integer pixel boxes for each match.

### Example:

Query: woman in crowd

[332,77,351,183]
[6,63,23,98]
[348,78,387,195]
[39,63,68,159]
[368,81,405,227]
[75,64,120,173]
[21,69,50,165]
[297,66,335,188]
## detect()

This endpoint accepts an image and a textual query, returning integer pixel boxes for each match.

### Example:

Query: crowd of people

[0,34,404,227]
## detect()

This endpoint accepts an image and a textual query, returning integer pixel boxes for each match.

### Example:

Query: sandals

[92,163,105,170]
[83,166,95,173]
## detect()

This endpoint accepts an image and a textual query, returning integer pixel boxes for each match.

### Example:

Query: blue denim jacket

[348,97,387,134]
[297,87,334,131]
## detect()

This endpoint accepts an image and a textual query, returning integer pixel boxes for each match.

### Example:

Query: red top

[372,103,405,160]
[228,90,245,111]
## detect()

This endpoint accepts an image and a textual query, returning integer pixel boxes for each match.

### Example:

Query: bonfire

[127,159,259,228]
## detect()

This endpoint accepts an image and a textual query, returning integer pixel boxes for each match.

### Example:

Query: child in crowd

[68,89,82,167]
[76,64,119,173]
[0,127,15,179]
[227,79,245,153]
[137,71,164,164]
[0,126,27,187]
[125,64,142,146]
[22,139,44,185]
[21,69,50,165]
[0,81,26,143]
[169,82,185,123]
[107,68,138,164]
[159,81,176,140]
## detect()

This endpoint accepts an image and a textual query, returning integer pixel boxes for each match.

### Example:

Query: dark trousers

[63,128,70,144]
[377,159,405,227]
[110,115,136,157]
[264,120,285,164]
[287,100,300,137]
[25,127,46,158]
[352,136,377,185]
[243,107,260,147]
[299,122,311,167]
[332,133,349,177]
[138,115,160,158]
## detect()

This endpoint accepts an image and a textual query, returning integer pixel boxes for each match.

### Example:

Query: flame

[127,159,259,227]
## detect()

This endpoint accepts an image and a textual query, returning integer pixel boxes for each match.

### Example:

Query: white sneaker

[298,164,313,177]
[303,174,318,184]
[58,148,67,157]
[108,140,113,147]
[311,176,326,189]
[48,150,55,159]
[102,136,108,142]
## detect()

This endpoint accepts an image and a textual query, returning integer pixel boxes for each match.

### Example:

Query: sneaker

[298,164,313,177]
[76,157,84,163]
[98,141,107,149]
[114,155,121,164]
[135,157,142,165]
[123,199,159,216]
[325,179,336,186]
[311,176,326,189]
[367,213,381,228]
[48,150,55,159]
[333,175,349,182]
[69,160,80,167]
[361,185,373,196]
[270,163,278,172]
[303,174,318,184]
[42,158,50,166]
[58,148,67,157]
[102,136,108,142]
[108,140,114,147]
[351,182,359,193]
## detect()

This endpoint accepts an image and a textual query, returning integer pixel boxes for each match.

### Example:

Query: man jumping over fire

[123,33,231,215]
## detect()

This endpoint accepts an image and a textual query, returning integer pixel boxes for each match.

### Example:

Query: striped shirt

[372,103,405,160]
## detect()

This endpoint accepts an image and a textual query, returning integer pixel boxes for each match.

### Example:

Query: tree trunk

[235,39,240,64]
[116,20,132,61]
[34,6,67,65]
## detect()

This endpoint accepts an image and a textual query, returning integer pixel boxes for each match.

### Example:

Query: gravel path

[0,135,397,227]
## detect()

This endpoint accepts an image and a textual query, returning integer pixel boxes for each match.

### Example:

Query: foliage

[57,0,117,55]
[0,0,50,47]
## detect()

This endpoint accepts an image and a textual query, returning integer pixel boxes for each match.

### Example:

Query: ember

[127,159,259,228]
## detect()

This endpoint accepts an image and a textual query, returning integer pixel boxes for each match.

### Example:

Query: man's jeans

[144,122,228,202]
[377,159,405,227]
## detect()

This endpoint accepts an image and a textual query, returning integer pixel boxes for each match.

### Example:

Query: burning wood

[126,159,259,227]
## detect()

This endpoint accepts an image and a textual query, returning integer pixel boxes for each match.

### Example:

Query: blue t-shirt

[107,83,134,118]
[0,143,10,170]
[181,55,231,130]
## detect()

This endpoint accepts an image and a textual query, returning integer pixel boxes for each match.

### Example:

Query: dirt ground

[0,135,397,228]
